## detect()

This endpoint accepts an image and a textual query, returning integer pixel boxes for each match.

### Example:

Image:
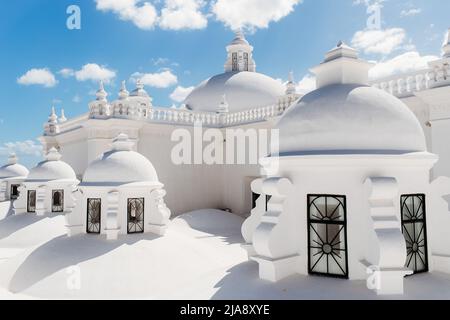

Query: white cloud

[131,70,178,88]
[72,95,82,103]
[159,0,208,30]
[95,0,300,31]
[212,0,301,31]
[0,140,43,157]
[152,57,170,66]
[296,74,316,95]
[17,68,57,88]
[170,85,195,102]
[58,68,75,78]
[351,28,407,55]
[400,8,421,17]
[95,0,158,30]
[369,51,439,80]
[75,64,116,83]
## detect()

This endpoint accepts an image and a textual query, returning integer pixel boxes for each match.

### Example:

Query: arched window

[127,198,144,234]
[232,52,238,71]
[87,198,101,234]
[10,184,20,200]
[27,190,36,213]
[307,195,348,278]
[52,189,64,212]
[244,52,249,71]
[401,194,428,274]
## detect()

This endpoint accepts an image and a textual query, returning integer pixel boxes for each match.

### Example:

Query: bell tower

[224,30,256,73]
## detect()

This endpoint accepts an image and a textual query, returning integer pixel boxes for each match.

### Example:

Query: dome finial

[286,71,296,95]
[46,147,62,161]
[443,28,450,58]
[119,80,129,100]
[136,78,144,90]
[96,80,108,101]
[235,28,244,39]
[48,106,58,123]
[288,71,294,82]
[8,153,18,165]
[112,133,134,152]
[59,109,67,123]
[218,94,230,114]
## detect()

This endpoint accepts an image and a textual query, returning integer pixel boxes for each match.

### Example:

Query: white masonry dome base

[276,84,427,155]
[0,154,29,179]
[82,134,159,186]
[26,148,77,182]
[185,71,285,113]
[66,133,171,240]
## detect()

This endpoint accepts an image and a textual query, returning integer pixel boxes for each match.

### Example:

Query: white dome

[27,148,77,182]
[185,71,285,113]
[0,164,29,179]
[82,134,158,185]
[276,84,427,155]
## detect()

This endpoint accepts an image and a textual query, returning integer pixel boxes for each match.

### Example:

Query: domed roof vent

[185,72,284,113]
[82,134,159,185]
[130,79,149,98]
[27,148,77,182]
[275,43,427,156]
[0,154,29,179]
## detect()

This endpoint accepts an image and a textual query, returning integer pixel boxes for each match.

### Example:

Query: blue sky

[0,0,449,167]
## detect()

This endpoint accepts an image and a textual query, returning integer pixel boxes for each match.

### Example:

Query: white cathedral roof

[27,148,77,182]
[0,154,29,179]
[184,31,285,113]
[276,42,427,156]
[82,134,159,186]
[185,71,285,113]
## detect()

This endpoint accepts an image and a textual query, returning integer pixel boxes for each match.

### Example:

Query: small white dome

[276,84,427,155]
[83,134,159,185]
[27,148,77,181]
[185,71,285,113]
[0,154,29,179]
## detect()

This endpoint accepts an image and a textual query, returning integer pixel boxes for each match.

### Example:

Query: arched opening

[87,198,101,234]
[401,194,428,274]
[52,190,64,212]
[307,195,348,279]
[27,190,36,213]
[127,198,144,234]
[10,184,20,200]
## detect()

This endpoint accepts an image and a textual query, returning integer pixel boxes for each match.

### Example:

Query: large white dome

[184,71,285,113]
[27,148,77,182]
[0,155,29,179]
[276,84,427,155]
[82,134,159,185]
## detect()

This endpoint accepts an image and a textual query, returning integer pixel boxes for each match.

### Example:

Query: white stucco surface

[0,208,450,300]
[185,71,285,113]
[276,84,427,155]
[0,163,29,180]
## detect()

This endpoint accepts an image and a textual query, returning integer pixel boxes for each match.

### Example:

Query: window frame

[10,184,20,200]
[27,190,36,213]
[127,198,145,234]
[51,189,64,213]
[307,194,349,279]
[86,198,101,234]
[400,194,429,274]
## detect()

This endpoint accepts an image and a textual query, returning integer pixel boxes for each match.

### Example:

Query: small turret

[119,81,129,100]
[96,80,108,102]
[286,71,296,95]
[44,106,60,135]
[59,109,67,123]
[217,94,230,114]
[224,30,256,73]
[443,28,450,58]
[89,81,110,119]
